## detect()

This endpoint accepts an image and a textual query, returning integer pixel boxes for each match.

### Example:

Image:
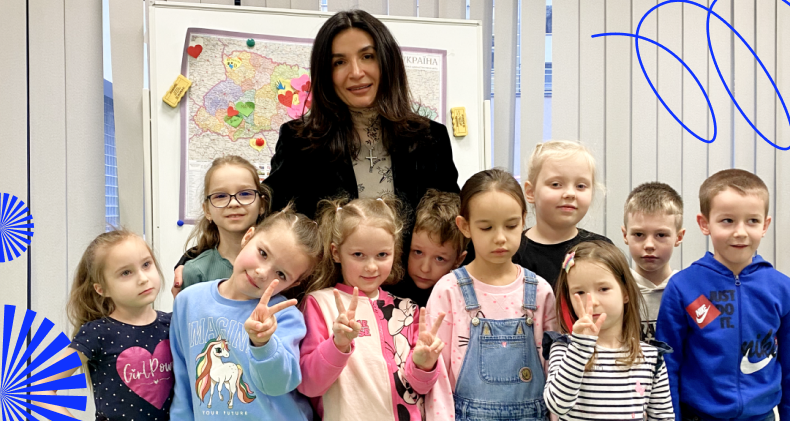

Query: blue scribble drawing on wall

[0,193,34,263]
[1,305,87,421]
[592,0,790,150]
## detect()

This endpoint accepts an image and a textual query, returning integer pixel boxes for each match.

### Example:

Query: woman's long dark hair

[292,9,430,160]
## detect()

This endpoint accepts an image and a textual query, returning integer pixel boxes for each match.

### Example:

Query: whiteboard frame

[147,1,485,310]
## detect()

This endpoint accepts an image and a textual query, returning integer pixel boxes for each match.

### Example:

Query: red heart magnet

[227,106,239,116]
[255,138,265,147]
[277,91,294,108]
[187,45,203,58]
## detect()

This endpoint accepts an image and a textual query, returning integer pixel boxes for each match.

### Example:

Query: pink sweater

[299,284,439,421]
[424,268,558,420]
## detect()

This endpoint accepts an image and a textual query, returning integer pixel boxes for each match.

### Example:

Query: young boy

[656,169,790,421]
[621,182,685,341]
[386,189,468,307]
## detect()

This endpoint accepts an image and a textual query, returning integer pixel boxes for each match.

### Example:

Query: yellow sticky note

[162,74,192,108]
[451,107,468,137]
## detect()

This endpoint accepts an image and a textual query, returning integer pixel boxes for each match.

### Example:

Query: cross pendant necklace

[365,145,377,172]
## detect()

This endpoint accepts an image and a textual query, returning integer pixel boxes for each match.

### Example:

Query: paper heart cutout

[227,106,239,117]
[187,45,203,58]
[115,341,174,409]
[225,115,243,128]
[235,101,255,117]
[249,137,266,151]
[501,341,507,348]
[277,91,294,108]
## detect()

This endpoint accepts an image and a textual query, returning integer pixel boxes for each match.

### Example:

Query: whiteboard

[147,1,485,310]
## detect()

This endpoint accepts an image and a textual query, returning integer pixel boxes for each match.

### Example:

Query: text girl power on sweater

[593,0,790,150]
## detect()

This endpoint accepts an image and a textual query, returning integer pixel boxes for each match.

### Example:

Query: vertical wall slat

[420,0,439,18]
[605,0,632,258]
[732,0,756,172]
[577,0,605,236]
[680,0,711,267]
[389,0,416,16]
[438,0,466,19]
[329,0,356,11]
[110,0,146,238]
[0,0,29,312]
[64,0,106,314]
[754,0,776,265]
[631,0,658,187]
[241,0,274,7]
[707,0,732,174]
[291,0,321,9]
[492,0,518,171]
[775,3,790,273]
[519,0,546,179]
[552,0,579,140]
[29,0,68,356]
[470,0,493,99]
[358,0,387,14]
[656,1,683,270]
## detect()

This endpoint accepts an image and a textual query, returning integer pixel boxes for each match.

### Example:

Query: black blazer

[265,119,461,220]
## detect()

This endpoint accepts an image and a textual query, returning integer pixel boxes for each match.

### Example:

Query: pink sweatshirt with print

[299,283,439,421]
[424,268,558,420]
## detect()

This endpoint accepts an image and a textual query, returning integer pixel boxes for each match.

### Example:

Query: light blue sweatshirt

[169,279,312,421]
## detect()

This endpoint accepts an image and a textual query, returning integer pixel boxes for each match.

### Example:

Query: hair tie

[312,220,318,225]
[376,198,383,202]
[562,252,576,273]
[336,206,342,212]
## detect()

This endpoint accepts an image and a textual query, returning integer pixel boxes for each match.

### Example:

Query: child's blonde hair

[307,197,405,295]
[554,241,646,371]
[699,168,769,218]
[414,189,469,257]
[526,140,601,195]
[186,155,273,254]
[67,229,163,337]
[253,203,323,301]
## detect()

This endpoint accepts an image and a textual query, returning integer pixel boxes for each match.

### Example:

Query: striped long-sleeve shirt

[543,333,674,421]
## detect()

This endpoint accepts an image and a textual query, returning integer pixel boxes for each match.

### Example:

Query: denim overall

[452,266,548,421]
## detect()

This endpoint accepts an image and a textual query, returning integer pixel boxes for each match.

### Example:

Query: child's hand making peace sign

[411,308,446,371]
[572,293,607,336]
[333,287,362,353]
[244,279,298,347]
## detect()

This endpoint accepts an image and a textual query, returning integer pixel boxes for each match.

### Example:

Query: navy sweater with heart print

[656,252,790,420]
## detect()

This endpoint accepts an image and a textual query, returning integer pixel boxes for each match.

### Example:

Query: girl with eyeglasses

[173,155,272,295]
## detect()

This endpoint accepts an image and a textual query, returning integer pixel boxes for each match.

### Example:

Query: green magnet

[246,38,255,47]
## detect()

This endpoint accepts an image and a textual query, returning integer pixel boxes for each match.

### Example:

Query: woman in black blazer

[172,10,460,296]
[264,9,460,219]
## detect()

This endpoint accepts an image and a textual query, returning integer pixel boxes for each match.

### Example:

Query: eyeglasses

[206,189,259,208]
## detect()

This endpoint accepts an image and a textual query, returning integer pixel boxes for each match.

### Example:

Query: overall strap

[452,266,480,311]
[522,268,538,311]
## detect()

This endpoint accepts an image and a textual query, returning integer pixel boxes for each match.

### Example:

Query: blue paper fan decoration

[1,305,87,421]
[0,193,34,263]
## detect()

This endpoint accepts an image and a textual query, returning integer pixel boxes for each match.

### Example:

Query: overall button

[519,367,532,382]
[526,317,534,326]
[471,317,480,326]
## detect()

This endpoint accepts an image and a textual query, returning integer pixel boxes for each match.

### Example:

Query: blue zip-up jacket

[169,279,313,421]
[656,252,790,420]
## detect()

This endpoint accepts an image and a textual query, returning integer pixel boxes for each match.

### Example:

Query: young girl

[521,141,613,328]
[169,206,321,421]
[38,229,173,421]
[298,197,446,421]
[543,240,674,421]
[172,155,272,295]
[424,169,558,421]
